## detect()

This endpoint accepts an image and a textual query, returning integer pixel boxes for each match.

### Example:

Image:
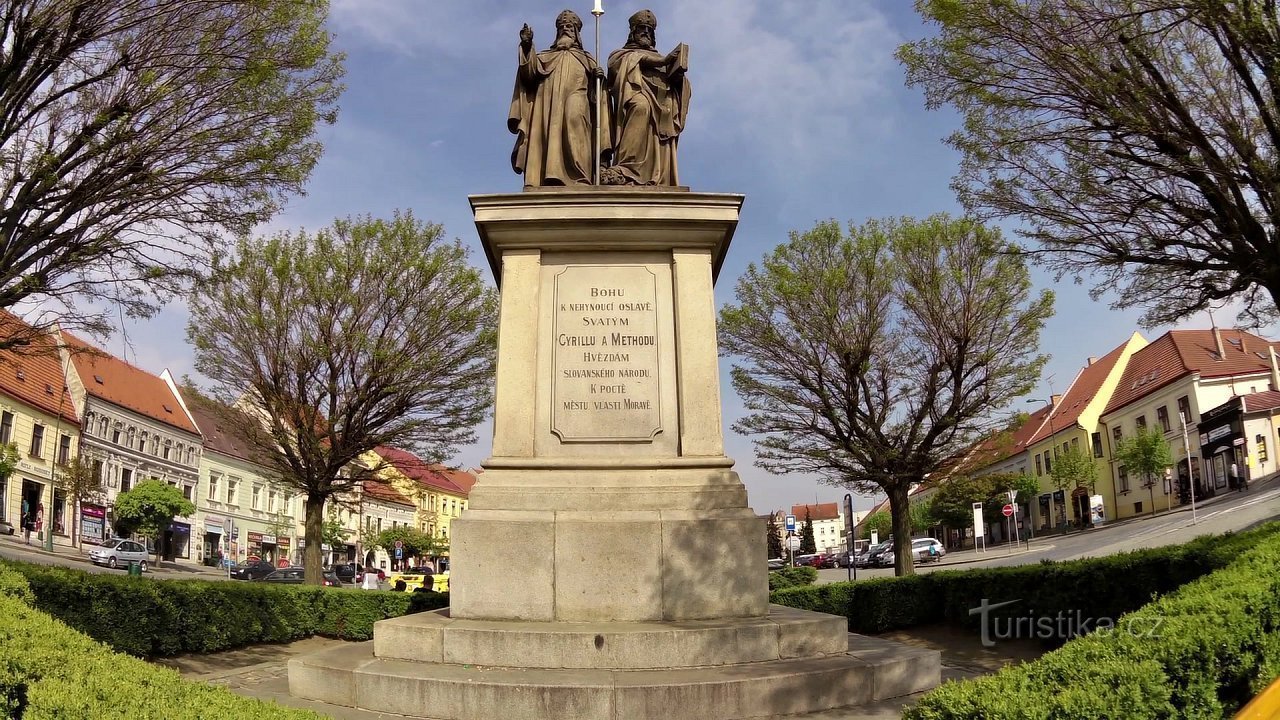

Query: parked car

[912,537,946,563]
[332,563,386,583]
[0,519,14,535]
[864,542,893,567]
[834,551,859,568]
[230,558,278,581]
[261,567,343,587]
[767,557,786,570]
[88,538,149,571]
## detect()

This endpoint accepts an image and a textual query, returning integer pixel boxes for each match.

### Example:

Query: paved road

[814,478,1280,583]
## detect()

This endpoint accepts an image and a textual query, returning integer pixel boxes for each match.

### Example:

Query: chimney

[1240,332,1248,354]
[1269,346,1280,391]
[1050,393,1062,408]
[1086,356,1098,366]
[1213,326,1225,359]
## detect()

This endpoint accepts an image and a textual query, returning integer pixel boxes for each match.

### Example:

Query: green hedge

[770,523,1280,635]
[768,565,818,591]
[903,526,1280,719]
[0,566,324,719]
[0,560,448,658]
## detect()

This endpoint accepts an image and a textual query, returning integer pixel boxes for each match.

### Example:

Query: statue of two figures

[508,9,690,189]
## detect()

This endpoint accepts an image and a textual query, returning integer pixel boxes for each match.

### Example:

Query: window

[1177,396,1191,425]
[1036,455,1043,475]
[138,431,147,452]
[112,426,121,444]
[120,468,133,492]
[226,478,239,505]
[185,447,193,465]
[52,490,66,534]
[1062,441,1069,456]
[1118,466,1130,493]
[57,434,71,464]
[208,473,220,500]
[182,484,192,501]
[1112,426,1123,449]
[1071,437,1079,451]
[1135,415,1147,432]
[252,484,262,510]
[1043,452,1052,474]
[267,491,276,513]
[1157,406,1170,432]
[29,424,44,458]
[0,411,12,444]
[92,459,103,484]
[162,442,171,460]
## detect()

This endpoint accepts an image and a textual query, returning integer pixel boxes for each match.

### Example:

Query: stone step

[373,605,849,669]
[288,633,940,720]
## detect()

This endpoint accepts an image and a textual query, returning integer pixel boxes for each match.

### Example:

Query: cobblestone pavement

[161,625,1042,720]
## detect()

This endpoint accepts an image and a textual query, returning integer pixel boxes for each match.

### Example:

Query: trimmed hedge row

[768,565,818,591]
[903,525,1280,719]
[0,566,325,719]
[0,560,448,658]
[770,523,1280,635]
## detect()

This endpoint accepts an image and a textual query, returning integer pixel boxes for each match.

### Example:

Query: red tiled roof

[1241,390,1280,413]
[183,392,270,466]
[955,404,1053,473]
[1104,329,1280,416]
[1029,335,1136,444]
[62,332,199,435]
[0,313,79,426]
[439,467,476,495]
[363,479,416,508]
[791,502,840,521]
[375,446,468,495]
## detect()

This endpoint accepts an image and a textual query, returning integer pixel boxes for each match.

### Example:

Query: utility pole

[1181,411,1197,524]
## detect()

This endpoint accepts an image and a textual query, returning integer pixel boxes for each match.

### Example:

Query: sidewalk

[162,624,1041,720]
[928,473,1278,568]
[0,533,228,578]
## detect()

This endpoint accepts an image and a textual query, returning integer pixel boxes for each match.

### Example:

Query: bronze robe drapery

[606,45,689,186]
[509,44,610,188]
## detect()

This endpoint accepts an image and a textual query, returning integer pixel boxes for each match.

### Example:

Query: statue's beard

[554,32,576,49]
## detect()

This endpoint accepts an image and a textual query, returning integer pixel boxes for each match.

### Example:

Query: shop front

[202,515,226,566]
[161,521,191,561]
[1198,398,1243,496]
[247,531,287,565]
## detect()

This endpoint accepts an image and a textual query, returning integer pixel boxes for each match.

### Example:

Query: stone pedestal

[288,190,940,719]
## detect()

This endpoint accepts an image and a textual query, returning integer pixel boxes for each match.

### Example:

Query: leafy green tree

[0,443,19,482]
[0,0,344,351]
[798,509,817,555]
[54,455,106,548]
[188,212,498,584]
[112,480,195,567]
[929,476,988,530]
[767,514,784,559]
[1049,445,1100,526]
[1114,428,1174,517]
[910,497,935,534]
[321,512,350,550]
[901,1,1280,327]
[370,526,441,562]
[860,510,892,542]
[720,215,1052,576]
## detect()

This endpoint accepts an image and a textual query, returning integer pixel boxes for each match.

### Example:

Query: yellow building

[1023,332,1147,530]
[371,446,473,547]
[0,319,82,548]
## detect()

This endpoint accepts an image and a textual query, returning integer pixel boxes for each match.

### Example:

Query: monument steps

[288,629,940,720]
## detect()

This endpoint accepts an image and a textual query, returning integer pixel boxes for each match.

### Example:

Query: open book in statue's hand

[665,43,688,76]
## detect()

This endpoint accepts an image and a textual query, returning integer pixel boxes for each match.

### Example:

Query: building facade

[62,335,202,559]
[0,319,81,548]
[183,391,298,567]
[358,479,417,571]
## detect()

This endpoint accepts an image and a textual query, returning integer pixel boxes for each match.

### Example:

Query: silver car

[88,538,150,571]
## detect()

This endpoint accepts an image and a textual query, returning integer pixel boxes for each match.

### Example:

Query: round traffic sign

[1002,504,1014,517]
[394,539,404,549]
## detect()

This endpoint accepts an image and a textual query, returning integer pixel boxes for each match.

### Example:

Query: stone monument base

[288,605,940,719]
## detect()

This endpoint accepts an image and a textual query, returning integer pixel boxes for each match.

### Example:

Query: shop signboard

[80,504,105,545]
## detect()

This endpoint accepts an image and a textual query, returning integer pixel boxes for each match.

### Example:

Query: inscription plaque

[551,265,662,442]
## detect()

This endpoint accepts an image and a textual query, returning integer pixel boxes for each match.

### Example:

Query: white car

[88,538,150,571]
[912,537,946,563]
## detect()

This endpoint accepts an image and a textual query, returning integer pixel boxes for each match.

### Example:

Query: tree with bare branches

[187,212,497,584]
[901,0,1280,327]
[719,215,1052,575]
[0,0,344,352]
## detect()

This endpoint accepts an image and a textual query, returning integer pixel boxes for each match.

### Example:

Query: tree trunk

[303,494,326,585]
[887,481,916,577]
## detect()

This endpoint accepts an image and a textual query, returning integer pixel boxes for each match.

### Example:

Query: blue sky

[113,1,1259,517]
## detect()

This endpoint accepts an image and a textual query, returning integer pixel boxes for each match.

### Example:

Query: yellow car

[387,567,449,593]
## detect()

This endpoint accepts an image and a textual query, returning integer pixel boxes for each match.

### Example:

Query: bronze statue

[508,10,611,188]
[603,10,689,187]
